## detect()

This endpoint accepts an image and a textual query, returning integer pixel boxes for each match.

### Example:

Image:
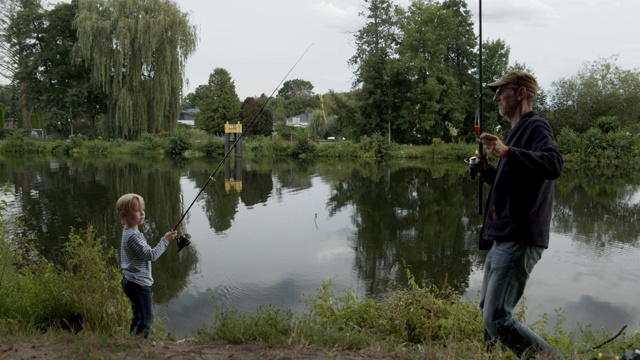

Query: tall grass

[194,272,640,359]
[0,221,129,334]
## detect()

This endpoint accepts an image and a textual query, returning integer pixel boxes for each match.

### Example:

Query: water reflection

[0,155,198,304]
[2,155,639,337]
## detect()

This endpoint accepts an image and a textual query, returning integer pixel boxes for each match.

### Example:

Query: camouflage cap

[487,70,538,95]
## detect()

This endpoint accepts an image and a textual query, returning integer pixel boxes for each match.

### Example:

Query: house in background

[178,108,199,126]
[286,112,311,128]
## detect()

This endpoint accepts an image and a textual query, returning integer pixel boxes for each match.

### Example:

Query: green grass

[190,275,640,360]
[5,126,640,168]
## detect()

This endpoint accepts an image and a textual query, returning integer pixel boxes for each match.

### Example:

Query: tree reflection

[326,160,485,295]
[3,155,198,305]
[553,166,640,248]
[6,154,640,309]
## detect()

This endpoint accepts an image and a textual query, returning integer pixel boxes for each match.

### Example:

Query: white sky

[9,0,638,100]
[175,0,640,100]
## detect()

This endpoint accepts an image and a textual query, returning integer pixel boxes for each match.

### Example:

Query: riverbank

[2,126,640,168]
[1,338,407,360]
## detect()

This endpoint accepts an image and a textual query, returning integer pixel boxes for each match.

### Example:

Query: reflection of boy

[116,193,176,338]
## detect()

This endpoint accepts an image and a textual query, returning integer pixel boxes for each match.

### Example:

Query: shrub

[291,132,316,158]
[0,224,128,333]
[132,133,165,156]
[0,129,48,154]
[80,139,112,154]
[51,140,73,155]
[357,132,389,159]
[166,130,192,156]
[194,138,225,157]
[63,227,129,332]
[315,140,360,158]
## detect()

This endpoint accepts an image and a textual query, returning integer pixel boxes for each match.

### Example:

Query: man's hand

[474,152,489,171]
[480,132,510,159]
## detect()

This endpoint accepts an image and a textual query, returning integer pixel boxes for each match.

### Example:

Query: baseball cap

[487,70,538,95]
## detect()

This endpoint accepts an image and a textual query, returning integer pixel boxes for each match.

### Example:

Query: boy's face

[121,199,145,227]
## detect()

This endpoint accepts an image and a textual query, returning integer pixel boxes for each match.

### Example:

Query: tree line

[0,0,196,139]
[1,0,639,144]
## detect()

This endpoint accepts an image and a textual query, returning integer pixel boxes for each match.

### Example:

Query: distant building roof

[179,108,200,121]
[286,112,311,128]
[177,119,194,126]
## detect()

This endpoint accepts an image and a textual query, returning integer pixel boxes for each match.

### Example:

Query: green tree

[240,96,273,137]
[349,0,400,141]
[440,0,478,141]
[40,1,107,136]
[5,0,44,130]
[277,79,314,100]
[325,90,361,140]
[397,0,476,143]
[264,94,287,127]
[74,0,198,139]
[283,95,319,118]
[549,56,640,133]
[273,79,319,118]
[307,109,326,140]
[0,0,19,81]
[196,68,240,135]
[182,84,208,109]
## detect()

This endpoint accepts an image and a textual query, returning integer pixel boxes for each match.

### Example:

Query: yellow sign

[225,122,243,134]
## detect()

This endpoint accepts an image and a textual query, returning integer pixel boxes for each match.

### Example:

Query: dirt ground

[0,339,406,360]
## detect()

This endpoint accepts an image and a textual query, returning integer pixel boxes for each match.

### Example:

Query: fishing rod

[465,0,484,216]
[476,0,483,216]
[172,43,315,251]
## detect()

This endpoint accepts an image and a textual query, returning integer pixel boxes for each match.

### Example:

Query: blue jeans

[479,241,561,359]
[121,277,153,338]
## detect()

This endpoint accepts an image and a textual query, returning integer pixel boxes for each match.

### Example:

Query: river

[2,154,639,337]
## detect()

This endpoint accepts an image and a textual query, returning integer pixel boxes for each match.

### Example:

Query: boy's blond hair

[116,193,145,213]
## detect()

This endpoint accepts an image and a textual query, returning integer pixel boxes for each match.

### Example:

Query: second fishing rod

[172,43,316,252]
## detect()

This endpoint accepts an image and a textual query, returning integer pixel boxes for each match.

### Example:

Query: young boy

[116,193,176,338]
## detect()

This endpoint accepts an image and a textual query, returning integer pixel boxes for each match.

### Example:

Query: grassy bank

[3,127,640,168]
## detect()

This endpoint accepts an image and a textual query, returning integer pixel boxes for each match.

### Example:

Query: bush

[357,132,389,159]
[0,225,128,333]
[80,139,112,154]
[51,140,73,155]
[63,227,129,332]
[290,132,316,158]
[315,140,360,158]
[0,129,48,154]
[166,130,192,156]
[131,133,165,156]
[193,137,224,157]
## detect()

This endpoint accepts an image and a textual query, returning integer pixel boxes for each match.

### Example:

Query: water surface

[2,155,639,336]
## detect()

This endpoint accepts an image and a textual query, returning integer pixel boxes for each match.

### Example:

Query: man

[475,70,563,359]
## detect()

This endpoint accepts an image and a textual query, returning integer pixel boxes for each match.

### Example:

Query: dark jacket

[479,111,563,249]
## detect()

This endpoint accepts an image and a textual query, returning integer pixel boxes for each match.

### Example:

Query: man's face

[493,85,519,118]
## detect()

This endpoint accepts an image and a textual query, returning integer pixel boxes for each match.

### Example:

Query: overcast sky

[173,0,640,100]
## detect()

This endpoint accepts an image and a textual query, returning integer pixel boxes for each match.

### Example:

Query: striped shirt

[120,228,169,287]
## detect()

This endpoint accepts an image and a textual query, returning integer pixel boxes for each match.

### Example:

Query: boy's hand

[164,230,178,242]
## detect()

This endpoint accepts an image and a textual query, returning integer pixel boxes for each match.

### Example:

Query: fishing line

[172,43,316,233]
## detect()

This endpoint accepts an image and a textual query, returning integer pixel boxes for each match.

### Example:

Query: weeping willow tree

[74,0,198,139]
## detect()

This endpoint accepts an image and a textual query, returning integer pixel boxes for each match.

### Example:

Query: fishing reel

[176,233,191,252]
[464,155,481,180]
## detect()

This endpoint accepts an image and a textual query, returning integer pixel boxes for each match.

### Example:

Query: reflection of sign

[224,156,242,193]
[224,180,242,193]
